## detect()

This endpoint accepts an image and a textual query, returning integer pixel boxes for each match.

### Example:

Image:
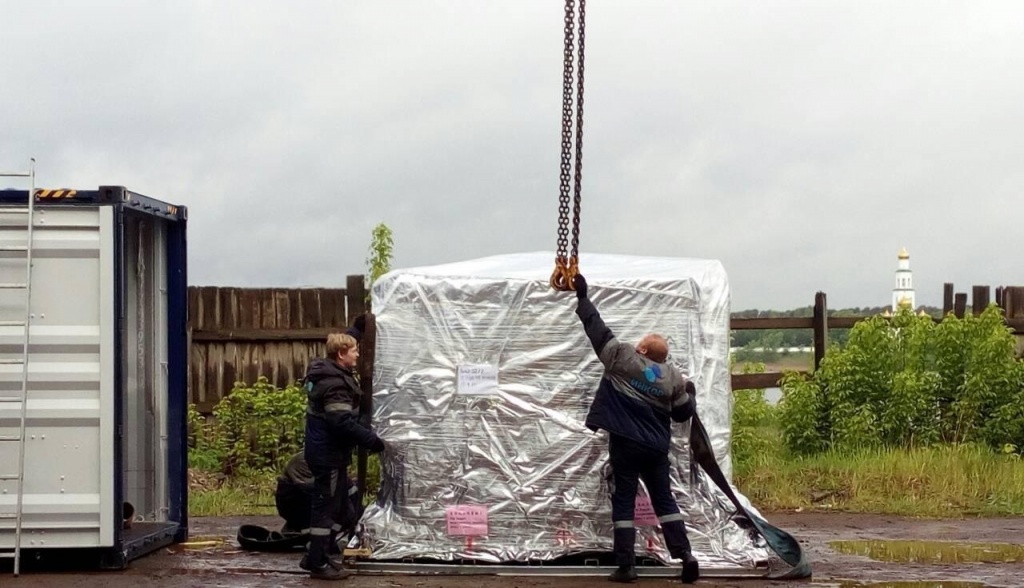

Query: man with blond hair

[572,275,699,584]
[301,319,386,580]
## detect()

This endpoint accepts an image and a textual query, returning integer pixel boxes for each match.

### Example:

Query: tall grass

[735,443,1024,517]
[189,475,276,517]
[190,441,1024,518]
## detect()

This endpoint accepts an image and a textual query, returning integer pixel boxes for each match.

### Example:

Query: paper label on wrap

[635,494,658,526]
[457,364,498,395]
[446,505,489,536]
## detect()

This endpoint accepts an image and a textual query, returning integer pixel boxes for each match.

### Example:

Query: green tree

[365,222,394,302]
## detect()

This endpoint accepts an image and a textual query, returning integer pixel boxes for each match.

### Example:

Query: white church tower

[891,246,915,311]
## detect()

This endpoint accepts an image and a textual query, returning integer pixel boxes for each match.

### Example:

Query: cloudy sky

[2,1,1020,310]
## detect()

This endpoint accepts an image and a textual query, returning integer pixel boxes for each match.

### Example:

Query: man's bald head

[637,334,669,363]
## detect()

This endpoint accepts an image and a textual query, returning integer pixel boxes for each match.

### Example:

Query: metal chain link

[570,0,585,259]
[551,0,586,291]
[555,0,576,263]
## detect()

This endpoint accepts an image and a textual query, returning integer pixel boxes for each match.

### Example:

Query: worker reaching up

[572,274,700,584]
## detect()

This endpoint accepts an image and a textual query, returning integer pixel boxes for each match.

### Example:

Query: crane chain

[551,0,586,292]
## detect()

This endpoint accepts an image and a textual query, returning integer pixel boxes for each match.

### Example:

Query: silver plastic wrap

[361,252,771,570]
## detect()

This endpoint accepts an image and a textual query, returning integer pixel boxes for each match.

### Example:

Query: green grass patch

[190,445,1024,519]
[189,473,277,517]
[733,351,813,374]
[735,443,1024,517]
[188,460,381,517]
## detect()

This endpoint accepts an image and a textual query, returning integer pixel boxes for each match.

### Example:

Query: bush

[187,402,225,471]
[188,377,383,501]
[777,371,827,456]
[731,362,781,469]
[190,377,307,476]
[779,305,1024,455]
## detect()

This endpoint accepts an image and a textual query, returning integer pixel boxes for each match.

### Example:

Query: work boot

[328,530,343,555]
[681,552,700,584]
[302,554,347,573]
[608,565,638,583]
[309,562,351,581]
[328,554,348,571]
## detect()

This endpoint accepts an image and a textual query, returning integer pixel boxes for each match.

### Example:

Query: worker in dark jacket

[276,451,362,537]
[277,451,315,534]
[301,316,386,580]
[573,274,700,584]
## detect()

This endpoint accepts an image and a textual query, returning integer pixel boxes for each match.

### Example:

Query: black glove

[369,437,387,454]
[574,274,588,299]
[671,381,698,423]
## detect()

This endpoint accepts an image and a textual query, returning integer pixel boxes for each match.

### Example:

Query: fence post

[954,293,967,318]
[1004,287,1024,359]
[972,285,990,316]
[943,283,954,316]
[355,312,377,498]
[996,286,1004,309]
[813,291,828,371]
[346,274,367,325]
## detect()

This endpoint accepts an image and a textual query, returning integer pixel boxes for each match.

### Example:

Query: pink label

[446,505,489,536]
[635,494,658,526]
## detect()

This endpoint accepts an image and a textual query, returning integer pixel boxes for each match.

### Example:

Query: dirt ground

[6,512,1024,588]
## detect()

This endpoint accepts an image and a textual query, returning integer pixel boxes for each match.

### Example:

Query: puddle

[181,538,227,549]
[830,539,1024,564]
[830,582,992,588]
[165,534,234,558]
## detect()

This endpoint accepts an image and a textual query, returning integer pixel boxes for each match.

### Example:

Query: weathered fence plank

[954,293,967,318]
[813,292,828,371]
[973,285,990,315]
[1004,287,1024,359]
[188,281,366,413]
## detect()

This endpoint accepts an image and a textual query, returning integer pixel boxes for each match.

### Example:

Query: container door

[0,205,115,549]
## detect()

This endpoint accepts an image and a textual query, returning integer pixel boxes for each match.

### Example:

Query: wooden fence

[188,276,367,413]
[732,283,1024,391]
[188,281,1024,412]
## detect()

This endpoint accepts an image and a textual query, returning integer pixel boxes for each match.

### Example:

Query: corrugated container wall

[0,186,188,568]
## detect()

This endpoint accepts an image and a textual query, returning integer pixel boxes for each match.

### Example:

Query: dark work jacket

[303,354,383,468]
[577,295,696,453]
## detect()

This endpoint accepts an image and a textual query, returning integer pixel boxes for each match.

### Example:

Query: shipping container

[0,185,188,570]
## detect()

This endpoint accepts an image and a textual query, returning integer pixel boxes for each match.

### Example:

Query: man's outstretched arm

[574,274,614,356]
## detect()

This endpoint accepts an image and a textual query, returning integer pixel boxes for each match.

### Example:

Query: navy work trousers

[306,464,350,569]
[608,434,692,566]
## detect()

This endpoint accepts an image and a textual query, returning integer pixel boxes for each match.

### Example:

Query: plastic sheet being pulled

[360,252,773,570]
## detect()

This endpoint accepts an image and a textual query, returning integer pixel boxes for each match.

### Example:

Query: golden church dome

[898,247,909,259]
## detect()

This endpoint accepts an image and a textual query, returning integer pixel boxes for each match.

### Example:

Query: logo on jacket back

[631,364,665,398]
[644,364,662,383]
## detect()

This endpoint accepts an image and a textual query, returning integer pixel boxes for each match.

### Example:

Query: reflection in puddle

[832,581,991,588]
[830,539,1024,564]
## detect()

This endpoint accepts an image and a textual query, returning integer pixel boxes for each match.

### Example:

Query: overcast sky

[2,1,1021,310]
